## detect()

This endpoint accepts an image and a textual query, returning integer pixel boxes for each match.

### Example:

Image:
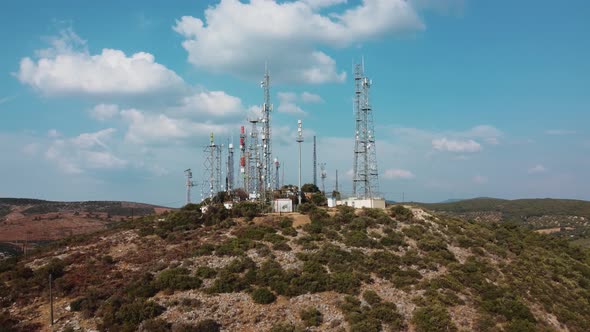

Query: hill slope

[417,198,590,242]
[1,203,590,331]
[0,198,172,258]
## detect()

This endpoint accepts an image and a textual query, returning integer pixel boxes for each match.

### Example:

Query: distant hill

[0,198,173,257]
[414,197,590,243]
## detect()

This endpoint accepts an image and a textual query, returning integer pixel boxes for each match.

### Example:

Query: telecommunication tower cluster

[203,133,222,199]
[352,62,380,199]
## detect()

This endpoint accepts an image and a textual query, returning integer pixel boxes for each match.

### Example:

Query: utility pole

[296,120,304,205]
[49,273,54,326]
[313,136,317,187]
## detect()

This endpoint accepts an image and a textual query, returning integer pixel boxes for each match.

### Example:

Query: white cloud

[545,129,577,135]
[277,92,307,116]
[473,175,488,184]
[22,143,40,156]
[45,128,127,174]
[16,29,185,97]
[173,0,424,83]
[121,108,232,145]
[174,90,245,118]
[462,125,502,145]
[301,92,323,103]
[48,129,61,138]
[528,164,547,174]
[383,168,415,179]
[432,138,481,153]
[90,104,119,121]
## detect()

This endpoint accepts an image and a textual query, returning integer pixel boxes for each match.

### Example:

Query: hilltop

[0,198,172,258]
[1,202,589,331]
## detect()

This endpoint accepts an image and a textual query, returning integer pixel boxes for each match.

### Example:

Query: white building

[337,197,386,209]
[273,199,293,213]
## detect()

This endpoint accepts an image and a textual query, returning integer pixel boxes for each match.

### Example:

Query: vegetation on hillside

[0,202,589,331]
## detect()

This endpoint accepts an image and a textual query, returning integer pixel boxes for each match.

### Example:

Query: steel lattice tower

[352,62,380,199]
[227,142,234,194]
[239,126,247,189]
[247,119,261,199]
[260,65,273,202]
[204,133,222,199]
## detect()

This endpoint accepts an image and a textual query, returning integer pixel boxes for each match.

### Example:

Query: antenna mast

[227,141,234,194]
[184,169,197,205]
[261,64,273,203]
[239,126,247,190]
[352,61,380,199]
[320,163,327,194]
[296,120,304,205]
[313,136,317,187]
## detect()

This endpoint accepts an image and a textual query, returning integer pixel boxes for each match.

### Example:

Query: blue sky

[0,0,588,206]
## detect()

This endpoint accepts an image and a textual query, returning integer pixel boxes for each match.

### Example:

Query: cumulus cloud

[277,92,307,116]
[16,28,185,97]
[90,104,119,121]
[174,90,245,118]
[45,128,127,174]
[528,164,547,174]
[173,0,424,83]
[383,168,415,179]
[301,92,324,103]
[121,108,233,145]
[432,138,481,153]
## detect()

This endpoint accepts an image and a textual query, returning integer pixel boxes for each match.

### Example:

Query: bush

[299,307,323,327]
[412,304,457,332]
[195,266,217,279]
[298,202,314,214]
[278,217,294,228]
[363,290,381,306]
[116,299,165,325]
[156,268,202,291]
[390,205,414,222]
[140,318,171,331]
[251,288,277,304]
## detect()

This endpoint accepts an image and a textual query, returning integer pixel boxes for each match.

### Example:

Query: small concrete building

[273,198,293,213]
[337,197,386,209]
[327,197,337,208]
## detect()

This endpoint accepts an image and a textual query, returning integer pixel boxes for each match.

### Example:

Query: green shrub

[362,290,381,306]
[141,318,171,331]
[350,319,382,332]
[298,203,314,214]
[273,242,292,251]
[390,205,414,222]
[173,319,222,332]
[299,307,323,327]
[156,268,202,291]
[116,299,165,325]
[194,243,215,256]
[208,273,247,293]
[232,202,261,221]
[412,304,457,332]
[195,266,217,279]
[281,227,298,237]
[278,217,294,228]
[330,272,362,294]
[251,288,277,304]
